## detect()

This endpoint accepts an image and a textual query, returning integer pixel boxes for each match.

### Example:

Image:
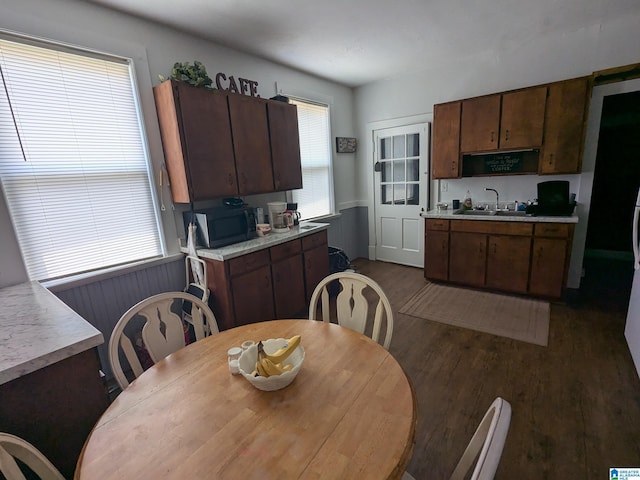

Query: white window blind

[0,36,163,281]
[290,99,333,220]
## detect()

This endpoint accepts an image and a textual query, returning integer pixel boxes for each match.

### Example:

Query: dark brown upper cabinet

[153,80,237,202]
[539,77,590,174]
[460,94,501,153]
[432,101,462,179]
[267,101,303,191]
[153,80,302,203]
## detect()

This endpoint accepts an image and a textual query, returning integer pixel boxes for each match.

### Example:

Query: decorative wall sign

[215,72,259,97]
[336,137,357,153]
[462,150,540,177]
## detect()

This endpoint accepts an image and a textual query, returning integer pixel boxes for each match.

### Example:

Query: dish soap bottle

[463,190,473,210]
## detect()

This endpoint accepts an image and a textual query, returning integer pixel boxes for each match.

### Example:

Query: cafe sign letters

[215,72,259,97]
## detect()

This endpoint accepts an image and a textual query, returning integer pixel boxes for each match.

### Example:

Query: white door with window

[373,124,429,267]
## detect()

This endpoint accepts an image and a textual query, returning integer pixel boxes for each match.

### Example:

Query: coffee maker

[285,203,301,226]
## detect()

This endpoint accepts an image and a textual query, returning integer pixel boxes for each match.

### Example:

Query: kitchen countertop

[181,221,330,261]
[421,208,579,223]
[0,281,104,385]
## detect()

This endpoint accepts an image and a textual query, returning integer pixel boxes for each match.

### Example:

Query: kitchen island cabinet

[0,282,108,479]
[191,224,329,329]
[422,212,576,299]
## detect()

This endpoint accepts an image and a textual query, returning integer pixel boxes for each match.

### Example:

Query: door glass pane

[407,133,419,157]
[381,184,392,205]
[407,184,419,205]
[393,160,405,181]
[407,158,419,181]
[393,135,405,158]
[394,184,405,205]
[381,161,392,182]
[380,137,391,160]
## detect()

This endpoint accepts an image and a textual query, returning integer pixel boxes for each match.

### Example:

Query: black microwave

[183,206,257,248]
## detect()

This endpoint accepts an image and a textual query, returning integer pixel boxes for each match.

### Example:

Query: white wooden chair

[403,397,511,480]
[108,291,219,390]
[0,432,64,480]
[308,272,394,349]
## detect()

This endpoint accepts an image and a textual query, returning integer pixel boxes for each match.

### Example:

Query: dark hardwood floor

[351,257,640,479]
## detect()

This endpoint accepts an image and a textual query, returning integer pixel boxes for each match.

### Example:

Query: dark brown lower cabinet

[271,240,306,318]
[0,348,108,479]
[424,220,449,281]
[204,230,329,329]
[449,232,487,287]
[424,219,574,298]
[486,235,531,293]
[529,223,573,297]
[302,231,330,302]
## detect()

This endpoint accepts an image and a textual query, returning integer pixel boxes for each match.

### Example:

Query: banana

[261,358,286,376]
[255,358,269,377]
[262,358,293,375]
[264,335,301,364]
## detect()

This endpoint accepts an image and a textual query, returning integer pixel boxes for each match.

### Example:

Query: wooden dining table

[75,319,417,479]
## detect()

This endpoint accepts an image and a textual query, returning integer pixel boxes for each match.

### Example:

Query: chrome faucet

[485,188,499,211]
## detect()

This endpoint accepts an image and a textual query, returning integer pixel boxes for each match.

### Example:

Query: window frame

[287,96,335,221]
[0,31,166,282]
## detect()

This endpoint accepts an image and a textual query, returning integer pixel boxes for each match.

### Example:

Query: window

[289,99,333,220]
[0,35,163,281]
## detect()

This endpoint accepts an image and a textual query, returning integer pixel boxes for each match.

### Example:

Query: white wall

[353,12,640,288]
[0,0,355,287]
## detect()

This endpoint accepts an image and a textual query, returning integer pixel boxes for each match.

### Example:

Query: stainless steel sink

[454,210,496,216]
[453,209,528,217]
[494,211,528,217]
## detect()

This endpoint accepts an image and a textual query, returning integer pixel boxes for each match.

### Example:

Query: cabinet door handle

[442,240,447,251]
[504,129,510,141]
[548,153,554,166]
[490,131,495,143]
[228,173,234,185]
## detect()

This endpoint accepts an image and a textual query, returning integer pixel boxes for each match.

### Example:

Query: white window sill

[301,212,342,223]
[42,254,184,293]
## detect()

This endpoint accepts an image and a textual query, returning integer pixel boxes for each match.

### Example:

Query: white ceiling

[85,0,638,87]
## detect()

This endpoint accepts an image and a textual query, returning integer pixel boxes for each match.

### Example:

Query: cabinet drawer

[534,223,571,238]
[228,249,270,277]
[451,220,533,236]
[302,230,328,250]
[270,239,302,262]
[425,219,450,231]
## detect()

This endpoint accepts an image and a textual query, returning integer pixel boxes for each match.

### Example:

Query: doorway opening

[372,123,429,268]
[582,90,640,310]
